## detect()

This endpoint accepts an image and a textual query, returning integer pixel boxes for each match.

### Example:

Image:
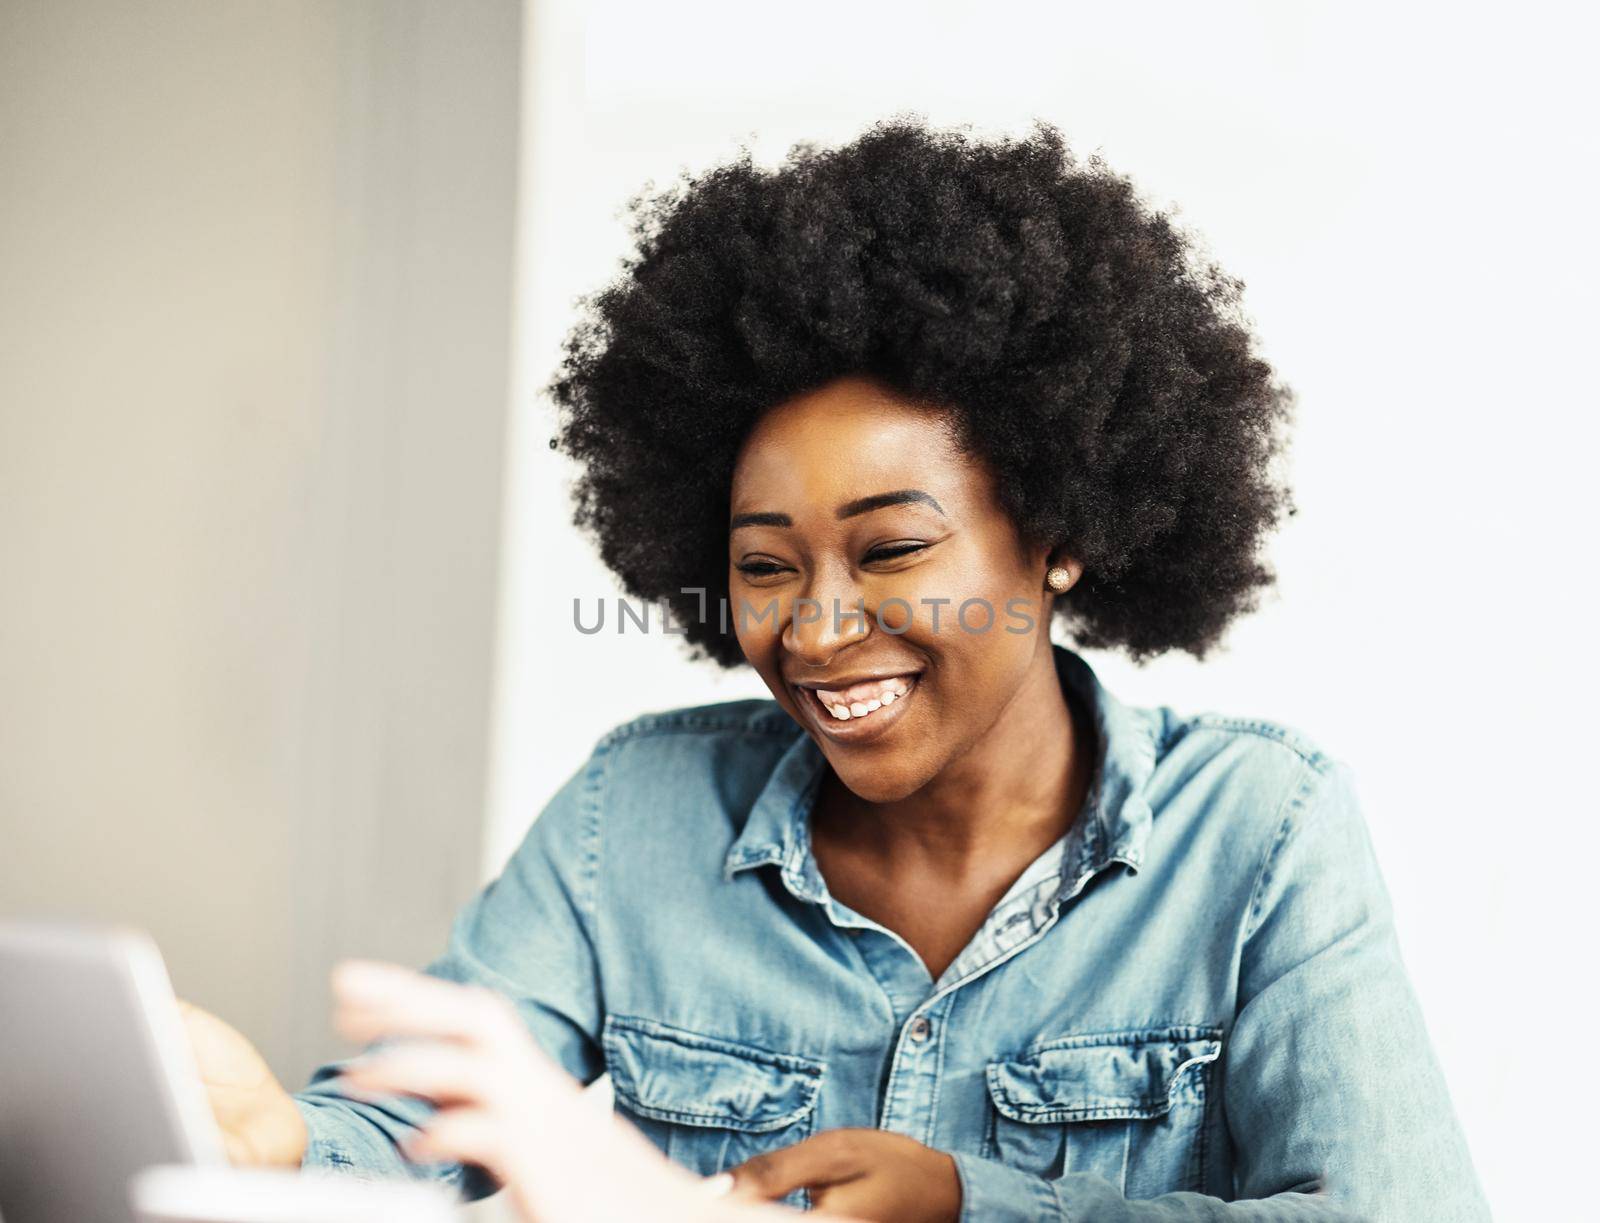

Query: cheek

[730,605,798,712]
[728,577,782,661]
[868,552,1032,646]
[734,624,777,677]
[892,579,1042,736]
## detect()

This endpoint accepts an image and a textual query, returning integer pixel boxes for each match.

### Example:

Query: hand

[725,1128,962,1222]
[176,999,307,1167]
[330,961,827,1223]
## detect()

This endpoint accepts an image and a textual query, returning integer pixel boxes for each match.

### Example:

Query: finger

[333,1023,580,1115]
[332,962,521,1049]
[338,1044,502,1108]
[403,1106,507,1172]
[333,961,512,1042]
[725,1131,864,1202]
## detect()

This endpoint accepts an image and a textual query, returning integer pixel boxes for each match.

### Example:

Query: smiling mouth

[793,674,920,739]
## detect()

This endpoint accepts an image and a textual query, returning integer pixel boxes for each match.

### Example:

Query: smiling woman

[723,376,1102,985]
[184,117,1489,1222]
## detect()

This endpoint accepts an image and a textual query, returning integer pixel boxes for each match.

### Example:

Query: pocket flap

[603,1015,825,1133]
[987,1026,1222,1123]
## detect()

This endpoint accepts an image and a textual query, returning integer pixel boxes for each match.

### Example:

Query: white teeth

[810,678,915,723]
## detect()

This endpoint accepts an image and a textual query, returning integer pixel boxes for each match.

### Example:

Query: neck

[820,639,1093,876]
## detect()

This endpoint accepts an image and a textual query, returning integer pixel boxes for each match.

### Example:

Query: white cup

[130,1165,461,1223]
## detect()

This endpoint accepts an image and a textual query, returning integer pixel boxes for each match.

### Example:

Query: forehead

[731,377,968,511]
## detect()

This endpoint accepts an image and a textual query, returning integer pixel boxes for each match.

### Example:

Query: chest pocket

[985,1025,1222,1198]
[603,1015,825,1209]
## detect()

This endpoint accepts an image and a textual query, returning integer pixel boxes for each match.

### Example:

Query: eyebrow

[729,488,945,532]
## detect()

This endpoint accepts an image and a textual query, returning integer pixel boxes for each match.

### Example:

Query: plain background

[2,3,1594,1221]
[0,0,520,1085]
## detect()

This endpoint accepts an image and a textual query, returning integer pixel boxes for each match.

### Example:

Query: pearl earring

[1046,566,1072,593]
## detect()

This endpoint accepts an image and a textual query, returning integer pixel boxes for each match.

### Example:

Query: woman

[190,118,1487,1220]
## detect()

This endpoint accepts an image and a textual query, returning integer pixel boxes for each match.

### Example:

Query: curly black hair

[549,116,1295,667]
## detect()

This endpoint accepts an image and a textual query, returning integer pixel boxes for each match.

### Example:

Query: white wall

[493,2,1595,1218]
[0,0,522,1086]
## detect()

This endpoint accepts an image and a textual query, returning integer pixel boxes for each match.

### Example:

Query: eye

[863,541,929,564]
[735,557,792,579]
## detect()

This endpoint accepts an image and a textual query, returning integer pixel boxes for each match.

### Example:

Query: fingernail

[701,1172,735,1198]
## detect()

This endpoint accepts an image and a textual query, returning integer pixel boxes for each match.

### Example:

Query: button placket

[878,998,950,1139]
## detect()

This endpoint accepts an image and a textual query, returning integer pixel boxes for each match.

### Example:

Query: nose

[781,566,871,668]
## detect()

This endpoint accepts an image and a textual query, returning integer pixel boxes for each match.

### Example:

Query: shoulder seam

[1175,714,1333,772]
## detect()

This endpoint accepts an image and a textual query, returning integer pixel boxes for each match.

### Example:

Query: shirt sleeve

[294,749,607,1197]
[950,760,1490,1222]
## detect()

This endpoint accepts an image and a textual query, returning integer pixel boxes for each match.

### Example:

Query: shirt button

[908,1016,932,1043]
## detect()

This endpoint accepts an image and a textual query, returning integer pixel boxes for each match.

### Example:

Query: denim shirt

[296,645,1489,1221]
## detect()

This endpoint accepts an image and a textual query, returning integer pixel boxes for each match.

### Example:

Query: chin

[825,753,934,805]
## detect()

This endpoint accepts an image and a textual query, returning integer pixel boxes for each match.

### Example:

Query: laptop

[0,922,225,1223]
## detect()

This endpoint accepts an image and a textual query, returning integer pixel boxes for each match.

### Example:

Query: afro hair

[549,115,1296,667]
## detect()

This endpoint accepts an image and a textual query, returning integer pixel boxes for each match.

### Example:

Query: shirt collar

[722,644,1156,892]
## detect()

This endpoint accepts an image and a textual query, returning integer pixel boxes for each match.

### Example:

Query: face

[729,375,1066,803]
